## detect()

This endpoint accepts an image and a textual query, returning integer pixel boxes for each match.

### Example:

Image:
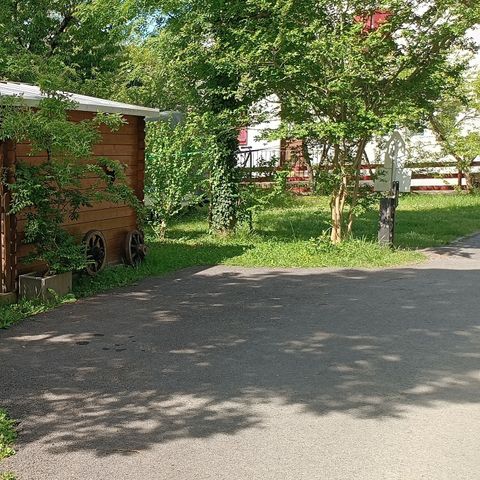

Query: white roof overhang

[0,81,163,119]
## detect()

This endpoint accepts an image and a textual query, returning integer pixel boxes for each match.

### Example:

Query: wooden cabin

[0,82,161,301]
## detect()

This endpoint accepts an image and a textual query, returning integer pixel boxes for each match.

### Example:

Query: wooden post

[0,141,17,294]
[378,181,399,247]
[0,142,4,293]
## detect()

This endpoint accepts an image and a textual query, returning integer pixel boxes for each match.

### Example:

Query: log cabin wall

[0,140,17,292]
[14,111,145,275]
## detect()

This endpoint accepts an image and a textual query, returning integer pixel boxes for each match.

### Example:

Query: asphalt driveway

[2,236,480,479]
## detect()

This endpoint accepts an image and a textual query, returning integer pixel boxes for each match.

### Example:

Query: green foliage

[1,94,141,275]
[0,0,132,96]
[208,150,241,235]
[0,295,76,330]
[0,473,16,480]
[238,170,290,232]
[308,233,405,263]
[145,115,214,237]
[133,0,479,240]
[0,409,16,460]
[419,68,480,191]
[121,4,257,234]
[0,95,125,153]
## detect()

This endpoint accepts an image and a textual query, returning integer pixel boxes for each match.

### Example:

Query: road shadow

[423,234,480,259]
[1,262,480,457]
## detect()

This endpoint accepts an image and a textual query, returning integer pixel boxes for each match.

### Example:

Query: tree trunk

[465,171,473,193]
[330,181,348,244]
[301,141,314,192]
[347,139,368,237]
[330,144,343,244]
[158,219,167,240]
[330,192,342,244]
[210,148,239,235]
[329,142,352,244]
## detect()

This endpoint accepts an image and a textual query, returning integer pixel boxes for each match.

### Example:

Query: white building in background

[238,30,480,192]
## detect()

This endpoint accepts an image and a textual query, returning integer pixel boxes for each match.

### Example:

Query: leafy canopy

[145,114,215,237]
[0,0,134,95]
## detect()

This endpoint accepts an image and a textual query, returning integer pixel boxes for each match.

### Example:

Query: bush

[145,114,215,238]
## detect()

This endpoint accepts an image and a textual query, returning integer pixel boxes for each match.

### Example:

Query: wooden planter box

[19,271,72,301]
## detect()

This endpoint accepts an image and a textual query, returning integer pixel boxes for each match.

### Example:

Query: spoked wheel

[83,230,107,276]
[125,230,147,267]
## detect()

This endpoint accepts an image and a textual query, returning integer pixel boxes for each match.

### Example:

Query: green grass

[0,405,18,479]
[2,193,480,328]
[0,474,16,480]
[0,408,16,462]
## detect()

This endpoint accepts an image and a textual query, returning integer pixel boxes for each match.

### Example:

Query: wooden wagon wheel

[83,230,107,276]
[124,230,147,266]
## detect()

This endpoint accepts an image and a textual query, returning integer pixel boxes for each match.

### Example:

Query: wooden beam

[0,140,17,293]
[0,141,4,293]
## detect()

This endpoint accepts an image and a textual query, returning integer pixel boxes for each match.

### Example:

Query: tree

[120,2,270,234]
[426,70,480,192]
[270,2,480,242]
[145,114,214,238]
[0,0,132,96]
[131,1,480,242]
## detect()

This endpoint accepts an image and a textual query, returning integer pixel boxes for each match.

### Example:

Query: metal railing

[236,148,312,182]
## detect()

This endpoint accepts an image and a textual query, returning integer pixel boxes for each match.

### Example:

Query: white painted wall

[239,96,282,153]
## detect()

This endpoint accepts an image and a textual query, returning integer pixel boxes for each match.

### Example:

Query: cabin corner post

[0,140,17,294]
[136,117,146,203]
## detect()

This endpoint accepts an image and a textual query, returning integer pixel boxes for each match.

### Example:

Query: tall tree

[262,1,480,242]
[121,2,276,234]
[126,0,480,240]
[426,70,480,191]
[0,0,132,95]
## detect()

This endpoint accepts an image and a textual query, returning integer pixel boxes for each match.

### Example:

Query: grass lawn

[1,193,480,327]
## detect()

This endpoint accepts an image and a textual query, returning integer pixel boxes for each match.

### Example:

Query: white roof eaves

[0,82,161,119]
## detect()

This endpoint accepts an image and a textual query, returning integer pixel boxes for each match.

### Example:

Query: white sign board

[374,131,411,193]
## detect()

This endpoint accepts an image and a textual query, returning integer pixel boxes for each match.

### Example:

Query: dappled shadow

[422,233,480,260]
[1,253,480,460]
[425,245,475,259]
[71,242,251,299]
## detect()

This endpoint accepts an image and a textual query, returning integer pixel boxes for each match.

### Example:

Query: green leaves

[0,408,16,460]
[1,96,141,275]
[0,0,131,96]
[145,114,214,236]
[125,0,480,239]
[425,68,480,190]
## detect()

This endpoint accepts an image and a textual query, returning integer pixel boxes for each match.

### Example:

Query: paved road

[2,236,480,479]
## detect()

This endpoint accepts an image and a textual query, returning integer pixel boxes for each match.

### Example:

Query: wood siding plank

[13,112,144,275]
